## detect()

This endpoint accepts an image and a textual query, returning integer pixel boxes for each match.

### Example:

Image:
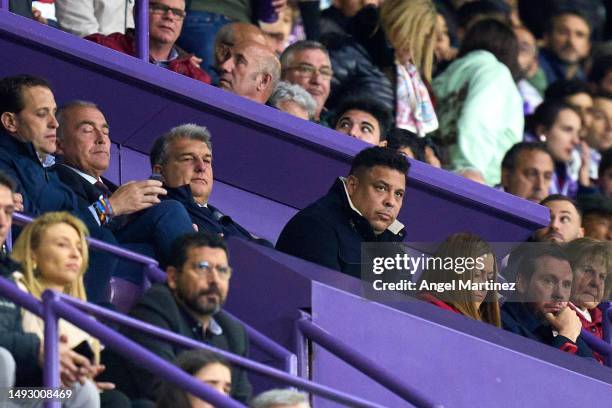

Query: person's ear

[501,168,511,188]
[1,112,17,133]
[378,140,387,147]
[258,73,272,92]
[578,226,584,238]
[166,266,178,289]
[535,125,547,141]
[346,174,359,195]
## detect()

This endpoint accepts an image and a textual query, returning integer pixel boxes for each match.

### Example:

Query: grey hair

[150,123,212,168]
[280,40,329,70]
[268,81,317,119]
[454,167,485,181]
[250,389,310,408]
[56,100,99,140]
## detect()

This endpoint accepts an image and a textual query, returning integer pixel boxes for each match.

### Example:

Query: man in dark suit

[101,232,251,403]
[150,123,271,246]
[55,100,194,271]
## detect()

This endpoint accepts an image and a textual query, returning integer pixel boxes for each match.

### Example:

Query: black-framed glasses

[191,261,232,281]
[149,2,186,19]
[285,63,333,79]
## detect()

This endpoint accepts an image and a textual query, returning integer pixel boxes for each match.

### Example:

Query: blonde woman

[380,0,439,136]
[8,212,126,407]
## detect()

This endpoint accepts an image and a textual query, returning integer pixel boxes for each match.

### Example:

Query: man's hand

[189,55,203,68]
[578,141,591,187]
[13,193,23,212]
[32,7,48,25]
[108,180,167,216]
[544,307,582,343]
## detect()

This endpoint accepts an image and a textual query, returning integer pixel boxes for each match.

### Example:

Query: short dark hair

[501,142,552,171]
[516,242,570,284]
[545,9,591,36]
[459,18,520,81]
[167,232,229,270]
[540,194,582,218]
[599,147,612,179]
[526,99,580,134]
[349,147,410,177]
[333,96,393,141]
[386,128,424,161]
[544,79,592,101]
[0,171,16,193]
[0,74,51,115]
[157,349,231,408]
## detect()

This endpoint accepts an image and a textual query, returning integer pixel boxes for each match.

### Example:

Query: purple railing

[0,277,389,408]
[296,313,441,408]
[0,1,7,12]
[134,0,149,61]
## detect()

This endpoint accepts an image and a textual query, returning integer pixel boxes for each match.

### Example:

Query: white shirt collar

[339,177,405,235]
[65,165,99,185]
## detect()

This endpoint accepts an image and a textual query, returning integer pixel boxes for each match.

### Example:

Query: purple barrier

[296,314,439,408]
[0,1,7,11]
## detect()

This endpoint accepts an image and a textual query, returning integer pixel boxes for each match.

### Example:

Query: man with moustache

[539,9,591,84]
[534,195,584,243]
[102,232,251,403]
[501,244,593,358]
[86,0,210,84]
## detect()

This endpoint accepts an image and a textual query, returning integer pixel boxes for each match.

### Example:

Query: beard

[178,284,225,317]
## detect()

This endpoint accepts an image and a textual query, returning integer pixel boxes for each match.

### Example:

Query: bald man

[218,40,281,103]
[214,23,268,72]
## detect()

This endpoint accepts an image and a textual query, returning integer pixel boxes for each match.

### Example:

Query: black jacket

[53,164,118,205]
[501,301,594,359]
[321,5,395,113]
[276,178,406,279]
[164,185,272,247]
[101,284,251,403]
[0,275,42,387]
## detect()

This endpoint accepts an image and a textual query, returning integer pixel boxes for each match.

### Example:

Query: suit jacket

[53,164,117,204]
[100,284,251,403]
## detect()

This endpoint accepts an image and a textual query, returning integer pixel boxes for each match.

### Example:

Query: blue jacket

[501,301,594,359]
[163,185,272,247]
[0,132,96,226]
[276,178,406,279]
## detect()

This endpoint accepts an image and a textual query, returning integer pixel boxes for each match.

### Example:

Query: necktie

[94,180,112,198]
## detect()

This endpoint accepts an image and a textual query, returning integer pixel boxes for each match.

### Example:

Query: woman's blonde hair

[380,0,437,81]
[418,233,501,327]
[11,212,90,300]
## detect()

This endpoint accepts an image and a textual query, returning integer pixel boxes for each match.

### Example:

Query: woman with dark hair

[157,349,232,408]
[433,18,523,186]
[526,99,587,197]
[417,233,501,327]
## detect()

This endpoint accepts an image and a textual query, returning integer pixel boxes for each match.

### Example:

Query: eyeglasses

[285,63,333,79]
[191,261,232,281]
[149,2,186,19]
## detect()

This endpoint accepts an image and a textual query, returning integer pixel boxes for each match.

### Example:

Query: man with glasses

[86,0,211,84]
[280,41,333,125]
[101,232,251,404]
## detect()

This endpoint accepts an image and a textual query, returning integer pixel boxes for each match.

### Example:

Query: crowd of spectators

[1,0,612,407]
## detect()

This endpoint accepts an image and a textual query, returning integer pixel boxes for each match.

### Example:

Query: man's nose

[49,114,59,128]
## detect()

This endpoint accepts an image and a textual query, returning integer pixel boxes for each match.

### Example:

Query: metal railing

[295,312,442,408]
[0,277,389,408]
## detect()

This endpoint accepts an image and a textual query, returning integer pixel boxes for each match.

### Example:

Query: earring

[32,261,39,276]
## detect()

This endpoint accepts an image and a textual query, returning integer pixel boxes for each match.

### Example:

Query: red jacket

[418,293,463,315]
[85,32,211,84]
[571,303,605,364]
